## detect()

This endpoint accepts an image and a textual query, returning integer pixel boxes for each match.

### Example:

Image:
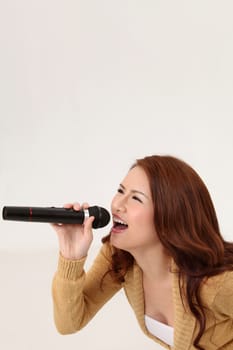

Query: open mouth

[112,217,128,231]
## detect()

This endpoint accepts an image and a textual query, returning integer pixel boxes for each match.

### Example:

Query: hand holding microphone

[2,202,111,260]
[52,202,97,260]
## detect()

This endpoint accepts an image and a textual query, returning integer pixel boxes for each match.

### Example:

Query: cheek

[131,209,154,227]
[110,195,117,211]
[140,212,156,233]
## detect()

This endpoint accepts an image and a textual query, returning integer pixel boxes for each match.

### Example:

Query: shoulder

[100,241,114,259]
[93,242,114,267]
[202,270,233,317]
[213,270,233,308]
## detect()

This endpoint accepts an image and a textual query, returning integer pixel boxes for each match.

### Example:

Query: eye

[117,188,124,194]
[132,195,143,203]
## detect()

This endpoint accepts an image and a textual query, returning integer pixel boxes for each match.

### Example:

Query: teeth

[113,218,127,225]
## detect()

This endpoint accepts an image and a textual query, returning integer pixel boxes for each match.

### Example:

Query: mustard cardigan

[52,243,233,349]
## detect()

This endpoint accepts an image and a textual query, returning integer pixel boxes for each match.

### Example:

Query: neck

[130,245,172,281]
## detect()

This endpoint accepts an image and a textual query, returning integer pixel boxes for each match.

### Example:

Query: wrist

[60,248,88,261]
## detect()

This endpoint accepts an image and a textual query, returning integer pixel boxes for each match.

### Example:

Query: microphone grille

[88,206,110,229]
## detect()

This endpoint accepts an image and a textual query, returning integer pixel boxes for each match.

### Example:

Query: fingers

[64,202,90,211]
[63,203,73,209]
[51,202,93,232]
[50,222,65,231]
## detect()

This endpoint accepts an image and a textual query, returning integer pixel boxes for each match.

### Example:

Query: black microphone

[2,206,111,229]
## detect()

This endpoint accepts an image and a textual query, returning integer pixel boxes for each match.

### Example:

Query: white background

[0,1,233,349]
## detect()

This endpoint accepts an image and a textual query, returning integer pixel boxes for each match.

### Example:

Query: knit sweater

[52,243,233,349]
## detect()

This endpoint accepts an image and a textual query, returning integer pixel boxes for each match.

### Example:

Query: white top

[145,315,174,346]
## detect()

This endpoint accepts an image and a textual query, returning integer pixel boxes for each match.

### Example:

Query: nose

[111,194,127,213]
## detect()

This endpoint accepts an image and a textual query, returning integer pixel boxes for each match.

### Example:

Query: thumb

[84,216,95,235]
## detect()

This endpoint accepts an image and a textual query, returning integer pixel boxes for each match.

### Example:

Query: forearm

[52,244,122,334]
[52,255,88,334]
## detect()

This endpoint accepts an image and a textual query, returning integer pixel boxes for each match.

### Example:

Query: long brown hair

[103,155,233,349]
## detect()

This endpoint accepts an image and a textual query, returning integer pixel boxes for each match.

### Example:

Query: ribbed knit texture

[52,243,233,349]
[57,254,86,280]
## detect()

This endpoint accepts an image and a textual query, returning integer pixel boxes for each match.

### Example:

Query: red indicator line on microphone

[29,207,33,220]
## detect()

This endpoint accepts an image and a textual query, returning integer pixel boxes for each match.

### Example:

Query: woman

[52,155,233,350]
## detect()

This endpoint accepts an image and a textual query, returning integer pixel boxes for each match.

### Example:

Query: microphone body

[2,206,110,229]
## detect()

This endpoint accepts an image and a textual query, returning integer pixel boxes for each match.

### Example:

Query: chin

[110,233,125,250]
[110,235,132,253]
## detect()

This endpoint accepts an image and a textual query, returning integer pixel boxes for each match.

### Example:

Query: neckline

[145,315,174,330]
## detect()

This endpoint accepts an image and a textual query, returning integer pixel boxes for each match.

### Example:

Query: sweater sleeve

[52,243,122,334]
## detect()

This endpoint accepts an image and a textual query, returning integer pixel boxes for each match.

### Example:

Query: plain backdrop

[0,1,233,349]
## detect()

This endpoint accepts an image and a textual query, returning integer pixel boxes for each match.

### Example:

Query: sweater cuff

[56,254,87,281]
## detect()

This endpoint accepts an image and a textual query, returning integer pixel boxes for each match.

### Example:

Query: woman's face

[110,166,159,254]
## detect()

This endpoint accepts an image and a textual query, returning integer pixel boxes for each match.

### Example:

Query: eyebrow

[119,184,150,199]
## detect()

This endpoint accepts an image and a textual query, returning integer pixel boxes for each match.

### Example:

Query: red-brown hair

[102,155,233,349]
